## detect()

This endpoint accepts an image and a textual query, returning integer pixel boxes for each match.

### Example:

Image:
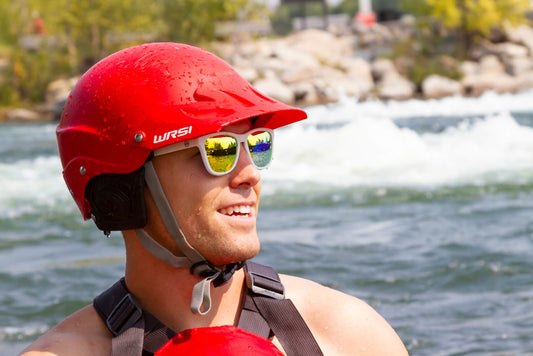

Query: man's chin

[210,246,261,267]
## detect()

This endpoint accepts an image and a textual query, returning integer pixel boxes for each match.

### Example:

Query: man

[21,42,408,355]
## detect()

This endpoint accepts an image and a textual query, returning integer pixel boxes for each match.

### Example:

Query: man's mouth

[218,205,252,217]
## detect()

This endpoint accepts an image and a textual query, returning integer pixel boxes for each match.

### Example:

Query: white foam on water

[4,91,533,210]
[322,89,533,121]
[0,325,48,340]
[0,154,69,219]
[263,92,533,192]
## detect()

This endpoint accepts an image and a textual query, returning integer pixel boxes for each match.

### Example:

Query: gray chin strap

[134,161,226,315]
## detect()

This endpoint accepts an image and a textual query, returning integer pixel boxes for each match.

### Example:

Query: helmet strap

[143,161,205,263]
[134,228,190,268]
[139,161,243,315]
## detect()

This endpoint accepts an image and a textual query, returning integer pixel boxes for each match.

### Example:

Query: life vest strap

[240,262,324,356]
[106,291,143,336]
[245,262,285,300]
[93,262,323,356]
[93,278,176,356]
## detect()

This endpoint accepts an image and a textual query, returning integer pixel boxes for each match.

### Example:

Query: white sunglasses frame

[154,128,274,176]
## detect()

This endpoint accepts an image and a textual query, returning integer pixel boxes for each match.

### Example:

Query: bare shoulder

[19,305,111,356]
[280,274,408,356]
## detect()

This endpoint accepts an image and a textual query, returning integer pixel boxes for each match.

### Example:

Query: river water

[2,91,533,355]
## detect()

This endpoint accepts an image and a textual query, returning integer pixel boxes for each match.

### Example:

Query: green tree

[159,0,269,44]
[56,0,162,72]
[0,0,162,104]
[332,0,358,18]
[423,0,530,36]
[400,0,531,56]
[0,0,266,106]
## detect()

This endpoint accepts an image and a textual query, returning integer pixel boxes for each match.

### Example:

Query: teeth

[220,205,251,216]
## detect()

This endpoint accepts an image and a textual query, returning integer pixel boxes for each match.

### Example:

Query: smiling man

[21,42,408,356]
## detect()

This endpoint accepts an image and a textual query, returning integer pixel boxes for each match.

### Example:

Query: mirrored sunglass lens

[247,131,272,168]
[204,135,238,173]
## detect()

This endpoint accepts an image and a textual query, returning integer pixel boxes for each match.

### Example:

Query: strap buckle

[106,293,143,336]
[246,271,285,300]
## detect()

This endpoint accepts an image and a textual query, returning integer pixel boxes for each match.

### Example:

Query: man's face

[145,120,262,266]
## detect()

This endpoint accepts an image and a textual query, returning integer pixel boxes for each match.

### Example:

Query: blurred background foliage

[0,0,530,107]
[0,0,265,106]
[396,0,531,87]
[401,0,531,55]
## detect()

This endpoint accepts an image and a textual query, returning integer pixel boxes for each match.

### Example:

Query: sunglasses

[154,128,274,176]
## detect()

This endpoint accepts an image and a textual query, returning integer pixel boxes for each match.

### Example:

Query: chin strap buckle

[189,261,245,315]
[214,261,245,287]
[190,260,218,277]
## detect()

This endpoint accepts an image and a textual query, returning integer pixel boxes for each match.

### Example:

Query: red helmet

[155,325,284,356]
[57,42,306,218]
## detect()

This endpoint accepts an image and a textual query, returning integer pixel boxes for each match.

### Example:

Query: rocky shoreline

[214,17,533,106]
[4,16,533,122]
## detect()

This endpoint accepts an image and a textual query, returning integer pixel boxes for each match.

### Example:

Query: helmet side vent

[249,86,277,104]
[193,91,216,103]
[219,90,255,108]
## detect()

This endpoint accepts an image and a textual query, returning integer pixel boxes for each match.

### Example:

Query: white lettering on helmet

[154,126,192,144]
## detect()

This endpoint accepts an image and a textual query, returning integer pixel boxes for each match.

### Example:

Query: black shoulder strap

[93,278,175,356]
[95,265,324,356]
[238,262,324,356]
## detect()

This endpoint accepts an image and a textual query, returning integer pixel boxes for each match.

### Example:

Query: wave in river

[264,110,533,190]
[3,90,533,216]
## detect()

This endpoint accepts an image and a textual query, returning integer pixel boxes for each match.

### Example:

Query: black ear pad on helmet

[85,166,147,232]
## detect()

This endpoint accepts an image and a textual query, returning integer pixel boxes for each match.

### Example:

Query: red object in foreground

[154,325,284,355]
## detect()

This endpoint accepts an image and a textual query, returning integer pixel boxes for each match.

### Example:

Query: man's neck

[122,230,246,333]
